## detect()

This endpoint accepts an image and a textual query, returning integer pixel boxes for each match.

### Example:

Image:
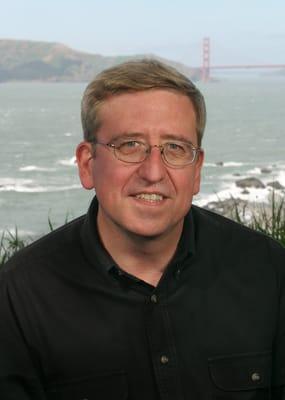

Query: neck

[97,212,183,287]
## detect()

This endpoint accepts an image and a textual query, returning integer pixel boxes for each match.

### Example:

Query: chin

[123,219,181,240]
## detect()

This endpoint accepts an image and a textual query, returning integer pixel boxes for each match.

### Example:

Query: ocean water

[0,78,284,237]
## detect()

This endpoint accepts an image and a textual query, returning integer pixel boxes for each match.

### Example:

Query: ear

[76,141,95,190]
[193,149,204,195]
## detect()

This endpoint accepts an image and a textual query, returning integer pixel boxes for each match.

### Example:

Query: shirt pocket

[46,370,128,400]
[208,351,272,400]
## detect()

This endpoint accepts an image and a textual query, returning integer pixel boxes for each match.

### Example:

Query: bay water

[0,77,284,237]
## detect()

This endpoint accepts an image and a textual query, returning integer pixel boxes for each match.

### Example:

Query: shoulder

[0,215,86,281]
[191,204,285,266]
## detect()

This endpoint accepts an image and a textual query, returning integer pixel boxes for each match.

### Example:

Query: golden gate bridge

[201,37,285,82]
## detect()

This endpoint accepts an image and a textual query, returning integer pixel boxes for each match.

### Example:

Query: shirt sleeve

[0,271,46,400]
[271,240,285,399]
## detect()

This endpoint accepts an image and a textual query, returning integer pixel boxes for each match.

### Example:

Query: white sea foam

[0,177,33,187]
[19,165,56,172]
[204,163,218,168]
[57,156,76,166]
[64,132,72,137]
[0,178,81,193]
[223,162,244,167]
[247,167,262,175]
[276,170,285,186]
[204,161,244,168]
[15,184,81,193]
[196,184,273,208]
[198,162,285,208]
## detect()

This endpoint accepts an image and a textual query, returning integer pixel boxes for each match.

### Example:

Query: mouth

[133,193,165,203]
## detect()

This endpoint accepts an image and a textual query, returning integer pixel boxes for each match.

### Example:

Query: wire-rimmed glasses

[88,138,201,168]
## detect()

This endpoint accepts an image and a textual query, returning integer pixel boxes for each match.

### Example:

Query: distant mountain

[0,39,200,82]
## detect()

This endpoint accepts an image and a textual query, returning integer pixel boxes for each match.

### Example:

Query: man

[0,59,284,399]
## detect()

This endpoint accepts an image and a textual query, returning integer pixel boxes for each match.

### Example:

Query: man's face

[77,89,204,239]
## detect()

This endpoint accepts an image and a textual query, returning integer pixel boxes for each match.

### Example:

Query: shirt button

[251,372,261,382]
[150,294,158,303]
[160,355,169,364]
[175,269,181,279]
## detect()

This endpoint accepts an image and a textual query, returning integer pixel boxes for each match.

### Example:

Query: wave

[0,178,81,193]
[223,162,244,167]
[247,167,263,175]
[204,161,244,168]
[0,228,35,237]
[196,169,285,208]
[276,170,285,186]
[195,184,273,208]
[19,165,56,172]
[204,163,218,167]
[57,156,76,166]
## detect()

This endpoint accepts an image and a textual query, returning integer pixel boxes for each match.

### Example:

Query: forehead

[96,89,197,144]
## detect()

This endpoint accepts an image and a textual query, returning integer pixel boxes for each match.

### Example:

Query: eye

[117,140,142,154]
[166,142,186,153]
[124,141,140,148]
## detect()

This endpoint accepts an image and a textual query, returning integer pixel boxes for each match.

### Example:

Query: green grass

[0,228,27,266]
[0,213,71,266]
[231,192,285,247]
[1,195,284,266]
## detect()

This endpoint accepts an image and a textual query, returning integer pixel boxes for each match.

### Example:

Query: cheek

[171,169,195,191]
[171,170,200,203]
[92,160,135,194]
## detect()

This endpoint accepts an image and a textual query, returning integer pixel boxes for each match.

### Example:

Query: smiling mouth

[135,193,164,202]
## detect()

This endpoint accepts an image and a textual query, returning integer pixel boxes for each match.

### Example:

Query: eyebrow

[110,132,195,144]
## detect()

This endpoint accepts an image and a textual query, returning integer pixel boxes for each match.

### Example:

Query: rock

[216,161,224,166]
[261,168,272,174]
[242,189,250,194]
[236,177,265,189]
[204,198,247,218]
[267,181,284,190]
[233,173,241,176]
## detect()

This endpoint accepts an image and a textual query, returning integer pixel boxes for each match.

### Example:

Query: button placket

[144,292,183,399]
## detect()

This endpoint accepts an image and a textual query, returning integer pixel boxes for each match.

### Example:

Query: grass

[0,195,284,266]
[0,228,27,266]
[0,212,71,266]
[231,191,285,247]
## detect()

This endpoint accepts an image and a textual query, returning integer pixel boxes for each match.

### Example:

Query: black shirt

[0,197,285,400]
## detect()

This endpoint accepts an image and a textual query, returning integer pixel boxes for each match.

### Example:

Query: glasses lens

[115,141,146,162]
[112,139,197,166]
[164,142,196,166]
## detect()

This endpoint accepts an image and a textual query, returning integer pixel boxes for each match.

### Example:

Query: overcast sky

[1,0,285,67]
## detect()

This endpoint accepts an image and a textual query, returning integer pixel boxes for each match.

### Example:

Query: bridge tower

[202,37,210,82]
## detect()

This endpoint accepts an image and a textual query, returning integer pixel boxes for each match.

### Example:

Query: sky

[1,0,285,67]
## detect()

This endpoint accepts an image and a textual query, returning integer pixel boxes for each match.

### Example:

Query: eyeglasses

[89,138,201,168]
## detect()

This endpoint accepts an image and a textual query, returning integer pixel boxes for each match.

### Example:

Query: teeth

[136,193,163,202]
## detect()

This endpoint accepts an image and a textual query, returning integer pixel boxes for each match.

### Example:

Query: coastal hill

[0,39,200,82]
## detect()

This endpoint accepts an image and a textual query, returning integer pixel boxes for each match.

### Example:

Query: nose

[136,145,167,183]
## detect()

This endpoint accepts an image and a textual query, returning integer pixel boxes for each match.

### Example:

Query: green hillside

[0,39,200,82]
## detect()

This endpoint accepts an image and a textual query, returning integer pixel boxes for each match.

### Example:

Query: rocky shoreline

[203,176,285,222]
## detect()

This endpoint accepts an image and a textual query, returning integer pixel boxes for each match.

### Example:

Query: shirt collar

[172,207,196,267]
[80,196,196,275]
[80,197,115,273]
